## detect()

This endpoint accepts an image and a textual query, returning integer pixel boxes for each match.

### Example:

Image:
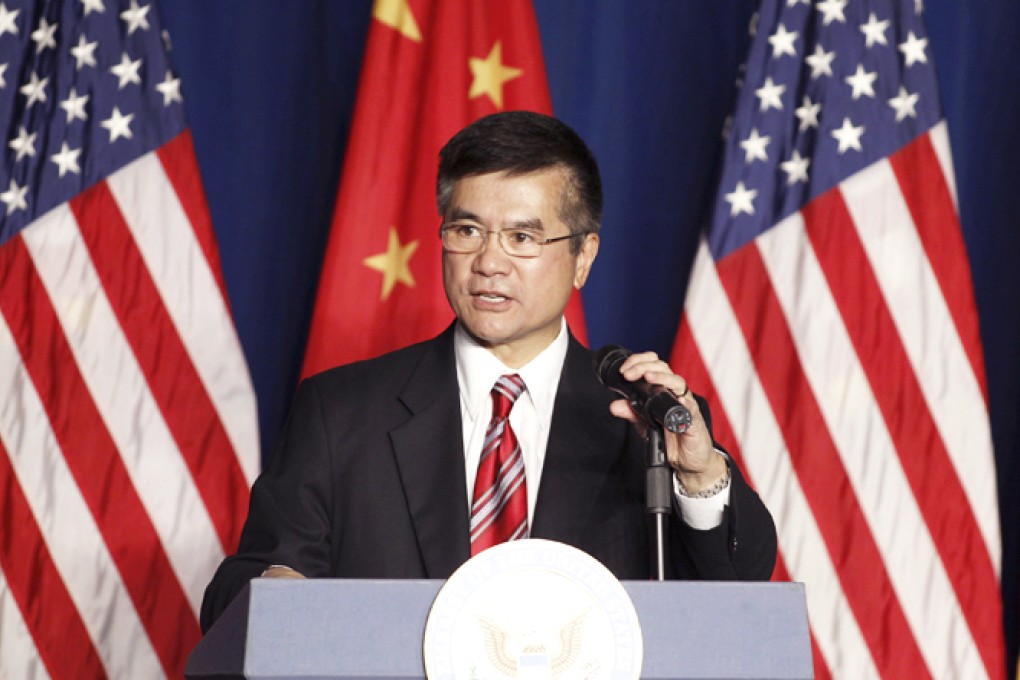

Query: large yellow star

[468,41,523,110]
[363,227,419,300]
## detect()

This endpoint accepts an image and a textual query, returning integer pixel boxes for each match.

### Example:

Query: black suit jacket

[200,327,777,631]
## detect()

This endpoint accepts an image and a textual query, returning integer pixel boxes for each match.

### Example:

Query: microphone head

[593,344,630,386]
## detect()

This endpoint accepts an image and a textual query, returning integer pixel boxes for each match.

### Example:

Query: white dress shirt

[455,321,566,525]
[454,318,729,530]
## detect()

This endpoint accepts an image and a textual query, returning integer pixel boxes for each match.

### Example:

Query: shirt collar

[454,318,569,421]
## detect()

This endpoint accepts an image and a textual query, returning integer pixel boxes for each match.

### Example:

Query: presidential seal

[423,539,643,679]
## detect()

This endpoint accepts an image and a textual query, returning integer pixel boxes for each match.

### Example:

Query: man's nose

[472,231,511,271]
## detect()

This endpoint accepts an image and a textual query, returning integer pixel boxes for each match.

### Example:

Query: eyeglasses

[439,221,589,258]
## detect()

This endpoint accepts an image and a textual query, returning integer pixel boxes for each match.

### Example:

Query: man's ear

[573,233,599,289]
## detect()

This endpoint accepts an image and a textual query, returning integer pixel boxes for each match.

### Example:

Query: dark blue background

[157,1,1019,673]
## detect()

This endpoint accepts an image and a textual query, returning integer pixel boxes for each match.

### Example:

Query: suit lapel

[531,335,628,543]
[388,327,472,578]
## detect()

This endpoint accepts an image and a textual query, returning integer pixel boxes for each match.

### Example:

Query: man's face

[442,168,599,368]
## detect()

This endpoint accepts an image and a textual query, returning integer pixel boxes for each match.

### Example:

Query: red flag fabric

[0,2,258,678]
[671,1,1003,678]
[302,0,586,377]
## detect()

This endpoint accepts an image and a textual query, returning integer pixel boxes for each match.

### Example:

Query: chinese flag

[302,0,586,376]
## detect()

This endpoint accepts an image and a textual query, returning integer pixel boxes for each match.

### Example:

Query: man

[200,111,776,631]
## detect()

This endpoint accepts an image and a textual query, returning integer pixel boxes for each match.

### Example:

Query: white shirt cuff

[673,478,730,529]
[673,448,731,530]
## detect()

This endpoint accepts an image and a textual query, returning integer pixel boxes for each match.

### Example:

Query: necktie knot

[490,374,525,419]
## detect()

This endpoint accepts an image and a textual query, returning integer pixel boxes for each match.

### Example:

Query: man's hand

[606,351,728,493]
[260,566,306,579]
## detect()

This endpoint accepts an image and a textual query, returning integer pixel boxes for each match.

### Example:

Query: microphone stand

[645,427,671,581]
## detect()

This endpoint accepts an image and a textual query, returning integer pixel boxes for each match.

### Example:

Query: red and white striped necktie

[470,374,529,555]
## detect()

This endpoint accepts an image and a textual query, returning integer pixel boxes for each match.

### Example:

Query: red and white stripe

[672,122,1002,680]
[470,374,529,553]
[0,131,258,679]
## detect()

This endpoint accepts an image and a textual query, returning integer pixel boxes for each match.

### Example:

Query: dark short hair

[436,111,602,253]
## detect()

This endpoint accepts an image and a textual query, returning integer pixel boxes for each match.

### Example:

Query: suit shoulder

[301,331,453,397]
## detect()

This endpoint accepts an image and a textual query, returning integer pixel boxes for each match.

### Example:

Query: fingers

[606,349,701,440]
[608,397,641,424]
[617,351,690,402]
[260,566,306,579]
[605,351,716,474]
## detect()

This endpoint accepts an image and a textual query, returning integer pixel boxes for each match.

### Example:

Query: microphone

[594,345,692,435]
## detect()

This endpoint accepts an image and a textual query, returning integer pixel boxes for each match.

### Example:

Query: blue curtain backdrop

[158,1,1019,672]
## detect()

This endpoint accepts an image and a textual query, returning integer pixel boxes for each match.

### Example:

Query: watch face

[423,539,643,679]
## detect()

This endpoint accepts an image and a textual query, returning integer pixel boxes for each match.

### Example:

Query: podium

[187,579,812,679]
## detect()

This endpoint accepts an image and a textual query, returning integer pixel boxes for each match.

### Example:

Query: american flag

[0,1,258,678]
[670,0,1004,678]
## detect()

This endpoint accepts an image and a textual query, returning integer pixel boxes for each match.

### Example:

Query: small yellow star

[372,0,421,42]
[468,41,523,110]
[363,227,419,300]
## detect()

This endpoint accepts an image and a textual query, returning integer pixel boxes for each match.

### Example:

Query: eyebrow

[448,208,480,223]
[447,209,545,232]
[510,218,544,232]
